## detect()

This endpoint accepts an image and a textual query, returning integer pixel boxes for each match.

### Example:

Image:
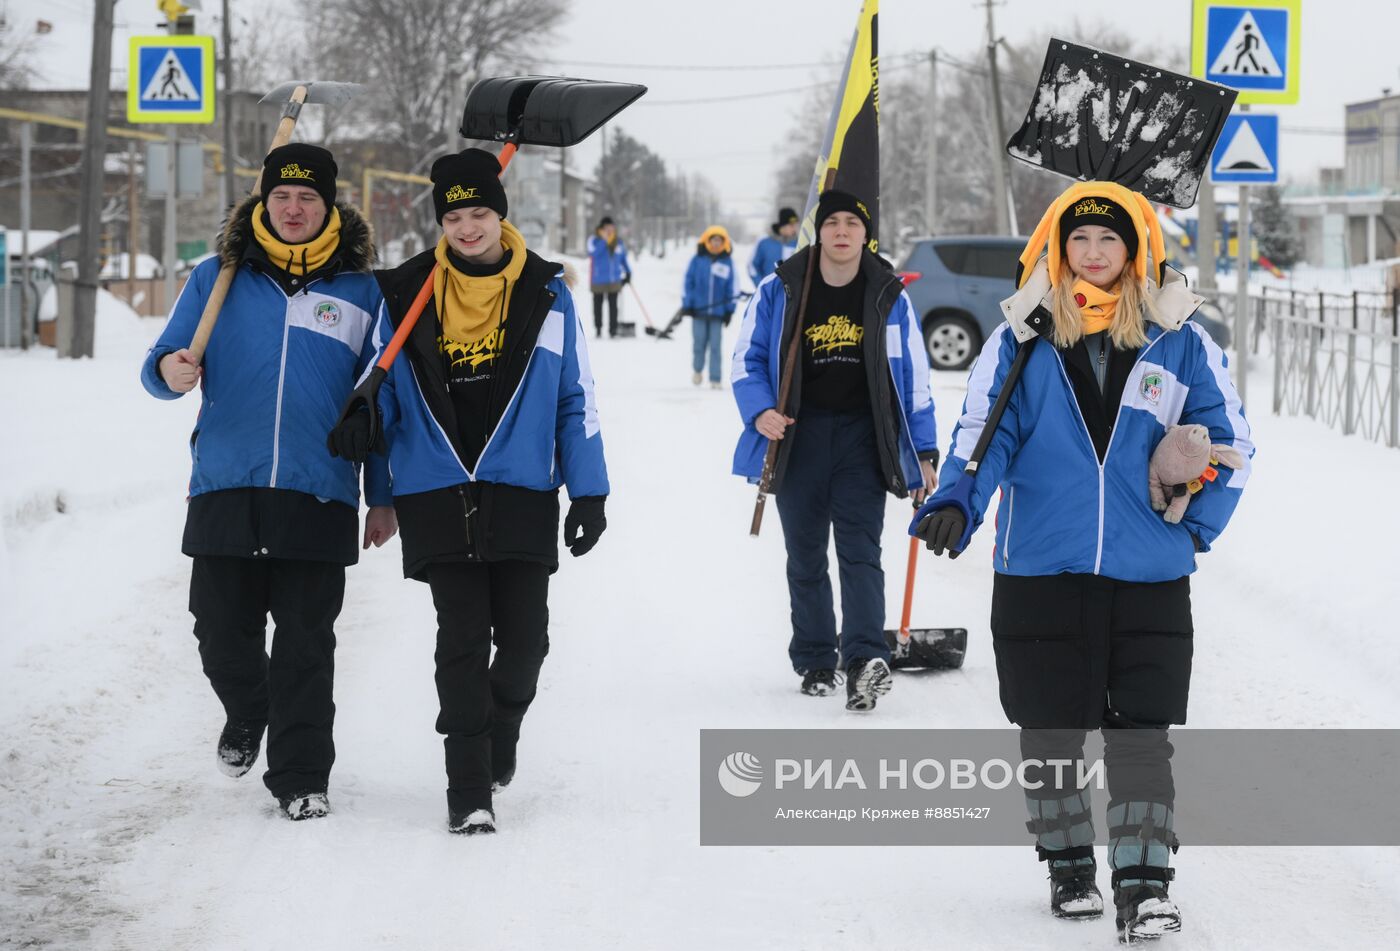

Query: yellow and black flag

[799,0,879,253]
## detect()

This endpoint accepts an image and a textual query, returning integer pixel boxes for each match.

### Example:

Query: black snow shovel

[332,75,646,455]
[1004,39,1238,208]
[884,509,968,671]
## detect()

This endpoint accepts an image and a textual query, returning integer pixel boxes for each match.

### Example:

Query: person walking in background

[731,191,939,711]
[683,226,737,389]
[587,216,631,338]
[328,149,608,837]
[913,181,1254,940]
[748,206,799,288]
[141,144,397,823]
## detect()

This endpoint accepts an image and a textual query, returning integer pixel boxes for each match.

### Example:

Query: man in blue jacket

[731,190,939,711]
[748,206,799,287]
[141,143,396,822]
[586,216,631,338]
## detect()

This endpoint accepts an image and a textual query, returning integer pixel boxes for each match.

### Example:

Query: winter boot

[216,717,266,778]
[449,807,497,835]
[709,380,722,390]
[1026,790,1102,919]
[692,371,703,386]
[844,657,892,711]
[278,792,330,821]
[800,669,840,696]
[492,721,521,792]
[1109,801,1180,942]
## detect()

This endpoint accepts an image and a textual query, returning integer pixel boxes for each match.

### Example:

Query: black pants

[992,572,1192,807]
[189,555,344,799]
[592,291,619,336]
[425,560,550,813]
[774,410,889,673]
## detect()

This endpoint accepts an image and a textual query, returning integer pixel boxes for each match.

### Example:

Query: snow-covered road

[3,250,1398,949]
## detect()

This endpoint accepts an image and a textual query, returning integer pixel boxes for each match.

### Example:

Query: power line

[542,57,847,73]
[634,58,922,107]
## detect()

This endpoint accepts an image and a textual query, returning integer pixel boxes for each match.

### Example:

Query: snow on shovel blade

[1005,39,1238,208]
[460,76,647,148]
[882,627,968,671]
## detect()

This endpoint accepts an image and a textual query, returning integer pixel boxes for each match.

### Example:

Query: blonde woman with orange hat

[913,180,1255,940]
[682,225,736,388]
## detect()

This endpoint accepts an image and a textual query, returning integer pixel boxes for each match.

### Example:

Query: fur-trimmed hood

[217,194,375,273]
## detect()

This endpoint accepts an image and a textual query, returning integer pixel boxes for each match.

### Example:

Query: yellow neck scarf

[251,203,341,276]
[433,219,528,346]
[1072,279,1120,335]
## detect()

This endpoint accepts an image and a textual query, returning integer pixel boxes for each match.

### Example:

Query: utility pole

[983,0,1011,236]
[924,50,938,236]
[127,139,139,308]
[73,0,116,358]
[221,0,236,208]
[559,148,568,254]
[1234,104,1252,407]
[1197,169,1217,292]
[164,129,178,312]
[19,122,32,348]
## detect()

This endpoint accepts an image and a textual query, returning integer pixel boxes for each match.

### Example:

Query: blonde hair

[1049,261,1157,350]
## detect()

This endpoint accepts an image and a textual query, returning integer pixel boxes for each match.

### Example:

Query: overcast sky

[9,0,1398,222]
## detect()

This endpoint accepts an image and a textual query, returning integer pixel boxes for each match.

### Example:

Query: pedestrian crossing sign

[1210,113,1280,183]
[1191,0,1300,105]
[127,35,216,124]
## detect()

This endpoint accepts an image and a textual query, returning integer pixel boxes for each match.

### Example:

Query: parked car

[897,236,1231,370]
[897,236,1024,371]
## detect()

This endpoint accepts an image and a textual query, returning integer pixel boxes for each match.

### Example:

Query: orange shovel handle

[899,535,919,641]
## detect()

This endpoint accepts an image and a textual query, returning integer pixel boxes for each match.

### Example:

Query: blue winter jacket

[684,249,737,319]
[731,248,939,496]
[140,201,391,511]
[748,234,796,286]
[587,234,631,287]
[912,262,1254,583]
[369,262,609,501]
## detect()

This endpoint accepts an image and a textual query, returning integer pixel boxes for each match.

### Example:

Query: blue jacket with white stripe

[913,262,1255,582]
[586,234,631,287]
[367,247,608,578]
[140,199,391,512]
[683,248,737,319]
[748,234,797,286]
[730,247,939,497]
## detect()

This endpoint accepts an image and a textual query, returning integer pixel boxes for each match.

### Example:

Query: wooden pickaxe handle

[188,85,309,362]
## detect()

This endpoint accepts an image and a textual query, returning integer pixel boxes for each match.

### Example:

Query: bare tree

[0,2,41,89]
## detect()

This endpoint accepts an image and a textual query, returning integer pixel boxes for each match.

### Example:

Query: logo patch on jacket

[444,184,479,202]
[314,301,341,327]
[805,315,864,355]
[1141,371,1163,405]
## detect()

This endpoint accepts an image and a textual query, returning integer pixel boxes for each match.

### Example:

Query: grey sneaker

[845,657,892,711]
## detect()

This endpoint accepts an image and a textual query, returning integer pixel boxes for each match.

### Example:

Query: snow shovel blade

[259,80,364,108]
[1005,39,1238,208]
[882,627,968,670]
[460,76,647,147]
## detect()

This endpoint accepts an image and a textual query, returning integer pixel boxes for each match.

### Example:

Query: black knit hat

[430,148,507,223]
[597,216,615,229]
[1058,195,1139,260]
[261,143,337,209]
[815,190,872,233]
[772,207,799,233]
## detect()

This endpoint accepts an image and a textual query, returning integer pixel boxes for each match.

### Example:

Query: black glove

[327,408,374,462]
[564,497,606,557]
[328,369,386,462]
[914,507,966,558]
[621,273,632,286]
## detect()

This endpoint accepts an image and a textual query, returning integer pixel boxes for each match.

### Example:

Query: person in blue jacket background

[683,225,737,388]
[141,143,397,823]
[329,148,608,837]
[731,190,939,712]
[912,181,1255,939]
[748,206,799,287]
[586,216,631,338]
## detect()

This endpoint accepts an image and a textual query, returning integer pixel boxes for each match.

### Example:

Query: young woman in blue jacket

[683,225,737,388]
[329,149,609,836]
[913,181,1254,940]
[586,216,631,338]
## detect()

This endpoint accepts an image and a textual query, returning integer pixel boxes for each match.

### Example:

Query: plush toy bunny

[1148,424,1248,524]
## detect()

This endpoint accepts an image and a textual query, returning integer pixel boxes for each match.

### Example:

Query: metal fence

[1260,288,1400,448]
